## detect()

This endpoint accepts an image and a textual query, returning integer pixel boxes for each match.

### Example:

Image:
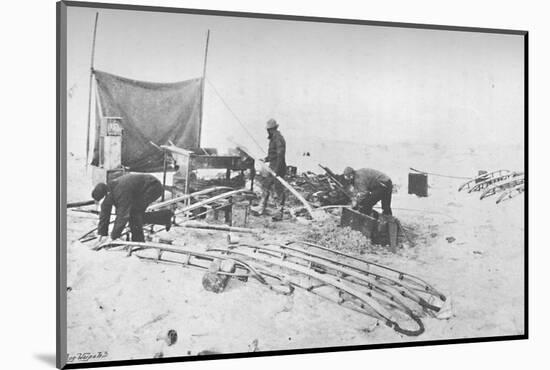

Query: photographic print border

[56,1,528,368]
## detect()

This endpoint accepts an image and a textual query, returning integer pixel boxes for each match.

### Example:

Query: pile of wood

[286,172,349,207]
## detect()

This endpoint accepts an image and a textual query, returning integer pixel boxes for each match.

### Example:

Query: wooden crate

[102,136,122,170]
[340,207,378,239]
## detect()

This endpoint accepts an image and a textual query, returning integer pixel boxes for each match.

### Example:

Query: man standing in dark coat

[91,173,164,245]
[251,118,287,221]
[343,166,393,217]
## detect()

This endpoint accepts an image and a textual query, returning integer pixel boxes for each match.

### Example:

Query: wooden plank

[160,144,193,156]
[179,221,255,234]
[174,189,252,215]
[67,200,95,208]
[148,186,233,210]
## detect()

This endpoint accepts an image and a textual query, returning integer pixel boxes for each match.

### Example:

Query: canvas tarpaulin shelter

[92,70,202,172]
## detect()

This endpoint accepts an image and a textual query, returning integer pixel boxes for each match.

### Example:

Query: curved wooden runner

[467,172,521,193]
[290,240,446,301]
[94,240,425,336]
[210,246,424,336]
[458,170,510,192]
[148,186,233,210]
[97,241,293,295]
[78,187,251,241]
[234,242,442,312]
[496,183,525,204]
[480,176,525,200]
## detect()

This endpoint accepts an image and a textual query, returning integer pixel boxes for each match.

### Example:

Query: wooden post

[198,29,210,148]
[224,169,232,225]
[85,12,99,168]
[224,196,233,226]
[161,151,167,201]
[184,156,192,210]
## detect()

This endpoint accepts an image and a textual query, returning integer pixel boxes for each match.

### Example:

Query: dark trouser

[130,181,164,242]
[129,210,146,242]
[358,180,393,216]
[261,173,286,208]
[128,210,173,242]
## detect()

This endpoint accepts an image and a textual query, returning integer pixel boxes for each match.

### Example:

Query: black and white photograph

[57,1,526,368]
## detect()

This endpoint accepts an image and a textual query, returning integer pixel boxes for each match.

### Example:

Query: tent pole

[198,29,210,148]
[85,12,99,169]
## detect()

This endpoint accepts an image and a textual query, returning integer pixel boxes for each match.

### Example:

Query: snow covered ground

[65,140,524,364]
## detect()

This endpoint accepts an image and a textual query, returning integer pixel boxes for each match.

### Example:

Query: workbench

[160,145,255,225]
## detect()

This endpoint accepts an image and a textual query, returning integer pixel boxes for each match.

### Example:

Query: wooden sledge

[95,239,428,336]
[458,170,511,192]
[172,188,252,216]
[78,187,253,242]
[466,171,522,193]
[289,240,446,301]
[210,245,425,336]
[96,240,293,295]
[148,186,234,210]
[496,183,525,204]
[221,243,443,313]
[480,175,525,200]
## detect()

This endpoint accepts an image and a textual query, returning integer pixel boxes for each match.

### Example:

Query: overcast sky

[66,6,525,157]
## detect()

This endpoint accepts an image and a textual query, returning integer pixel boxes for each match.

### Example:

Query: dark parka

[350,168,391,196]
[265,129,287,177]
[97,174,163,240]
[349,168,393,216]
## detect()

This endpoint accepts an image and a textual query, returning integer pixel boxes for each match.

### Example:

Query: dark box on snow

[408,173,428,197]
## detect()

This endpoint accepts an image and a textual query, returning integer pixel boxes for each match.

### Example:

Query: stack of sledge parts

[458,170,525,204]
[94,238,446,337]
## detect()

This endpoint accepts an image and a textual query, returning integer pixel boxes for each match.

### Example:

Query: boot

[251,193,269,216]
[271,208,284,222]
[271,194,285,222]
